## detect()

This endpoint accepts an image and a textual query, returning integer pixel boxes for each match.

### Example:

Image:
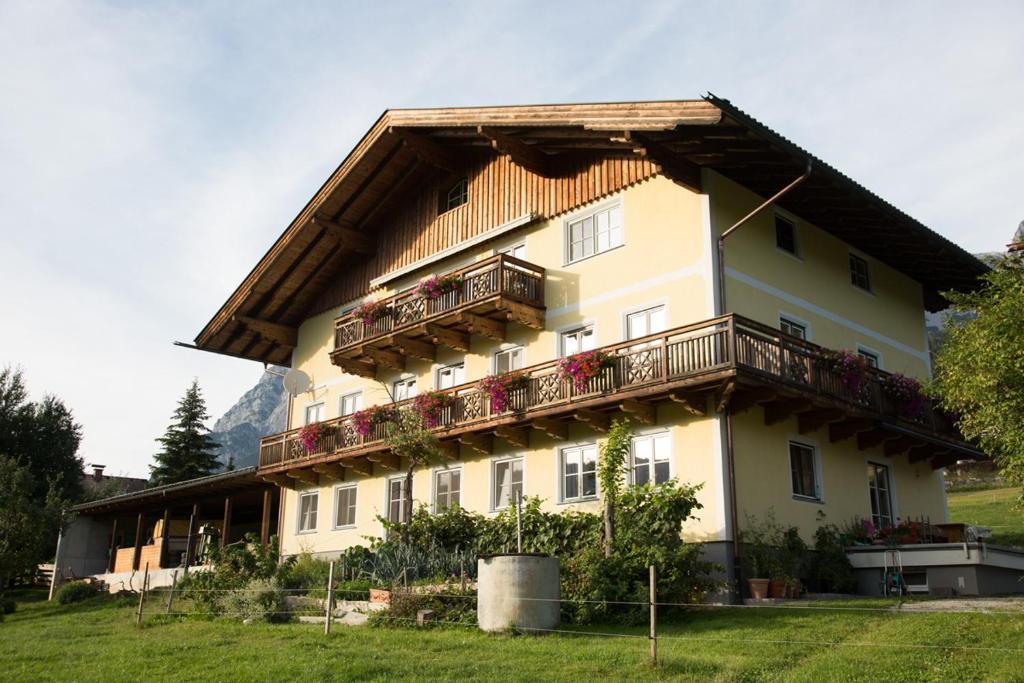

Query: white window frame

[849,252,873,293]
[432,466,463,513]
[392,377,417,402]
[629,431,673,487]
[856,345,883,370]
[622,302,668,342]
[559,325,596,357]
[443,177,469,213]
[496,242,527,259]
[339,391,364,417]
[774,213,800,259]
[490,456,525,511]
[492,345,525,374]
[559,443,598,503]
[304,402,325,425]
[779,312,812,341]
[788,440,823,502]
[563,199,624,265]
[866,460,895,529]
[296,490,319,534]
[435,361,466,390]
[333,484,358,529]
[385,476,407,524]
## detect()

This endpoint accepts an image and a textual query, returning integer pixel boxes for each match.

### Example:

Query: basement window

[850,253,872,291]
[442,178,469,212]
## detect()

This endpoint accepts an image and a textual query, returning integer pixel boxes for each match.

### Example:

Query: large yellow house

[193,97,986,582]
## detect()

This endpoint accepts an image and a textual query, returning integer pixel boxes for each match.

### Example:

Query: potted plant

[819,349,869,394]
[880,373,926,419]
[558,350,614,392]
[477,372,528,413]
[746,551,770,600]
[352,405,396,439]
[354,300,390,326]
[416,274,463,300]
[297,422,334,455]
[413,391,454,428]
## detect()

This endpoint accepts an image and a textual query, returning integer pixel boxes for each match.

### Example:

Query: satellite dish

[282,369,312,396]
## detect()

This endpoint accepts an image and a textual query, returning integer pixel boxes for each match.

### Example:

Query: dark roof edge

[71,466,258,513]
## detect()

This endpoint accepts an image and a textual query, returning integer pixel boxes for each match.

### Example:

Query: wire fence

[129,561,1024,667]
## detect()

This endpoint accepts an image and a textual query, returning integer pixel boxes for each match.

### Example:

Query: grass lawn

[3,590,1024,682]
[947,486,1024,547]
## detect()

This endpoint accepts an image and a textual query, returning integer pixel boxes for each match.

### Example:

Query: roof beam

[310,216,374,254]
[477,126,552,177]
[232,315,297,348]
[390,127,460,172]
[631,133,702,192]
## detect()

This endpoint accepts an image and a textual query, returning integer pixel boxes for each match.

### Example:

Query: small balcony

[259,314,982,479]
[330,254,546,377]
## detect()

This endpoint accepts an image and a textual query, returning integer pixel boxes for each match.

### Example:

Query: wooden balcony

[330,254,546,377]
[261,314,982,480]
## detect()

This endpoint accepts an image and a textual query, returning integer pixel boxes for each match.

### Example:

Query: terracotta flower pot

[369,588,391,605]
[747,578,770,600]
[768,579,787,598]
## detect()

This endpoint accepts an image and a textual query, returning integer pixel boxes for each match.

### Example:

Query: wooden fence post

[165,570,178,614]
[324,561,335,636]
[649,565,657,667]
[135,562,150,627]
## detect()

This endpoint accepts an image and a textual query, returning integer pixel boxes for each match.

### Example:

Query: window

[494,346,524,373]
[339,391,364,416]
[334,486,357,528]
[297,491,318,532]
[393,377,417,402]
[566,203,623,263]
[630,433,671,486]
[434,469,462,511]
[436,362,465,390]
[867,462,893,528]
[499,243,527,259]
[492,458,524,510]
[857,349,880,369]
[387,478,406,524]
[442,178,468,212]
[779,316,807,340]
[775,215,797,255]
[560,326,595,356]
[304,403,325,425]
[561,444,597,502]
[789,442,820,501]
[626,306,666,341]
[850,253,871,291]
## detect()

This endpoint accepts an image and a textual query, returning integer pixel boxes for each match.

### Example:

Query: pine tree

[150,379,220,485]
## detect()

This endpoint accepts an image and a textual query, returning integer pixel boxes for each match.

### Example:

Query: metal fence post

[165,569,178,614]
[649,565,658,666]
[135,562,149,627]
[325,560,335,636]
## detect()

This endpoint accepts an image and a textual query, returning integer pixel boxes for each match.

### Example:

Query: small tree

[384,410,444,544]
[150,379,220,485]
[0,455,69,589]
[598,418,632,557]
[934,256,1024,484]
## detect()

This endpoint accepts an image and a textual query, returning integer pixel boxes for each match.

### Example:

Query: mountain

[210,367,288,469]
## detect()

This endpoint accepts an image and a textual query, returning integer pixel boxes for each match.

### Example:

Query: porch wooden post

[221,495,232,549]
[184,503,199,568]
[107,518,119,573]
[260,488,272,549]
[132,512,144,571]
[159,507,170,569]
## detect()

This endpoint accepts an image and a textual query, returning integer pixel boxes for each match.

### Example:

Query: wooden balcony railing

[261,314,971,470]
[333,254,545,354]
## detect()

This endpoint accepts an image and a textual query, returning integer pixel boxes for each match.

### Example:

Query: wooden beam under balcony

[531,418,568,440]
[389,334,436,362]
[884,437,917,457]
[457,312,506,341]
[931,451,959,470]
[575,409,610,432]
[340,458,373,476]
[458,433,493,455]
[261,473,294,489]
[440,441,461,460]
[907,445,933,464]
[729,387,776,414]
[715,381,736,413]
[798,409,845,434]
[764,398,812,426]
[336,357,377,379]
[497,299,546,330]
[420,323,470,352]
[312,463,346,481]
[856,429,890,450]
[669,391,707,416]
[829,418,875,443]
[363,347,406,372]
[232,315,297,348]
[495,425,530,448]
[477,126,551,177]
[286,469,319,485]
[367,453,400,471]
[620,399,656,425]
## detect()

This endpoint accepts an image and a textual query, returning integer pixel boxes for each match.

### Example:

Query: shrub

[277,553,331,596]
[55,581,99,604]
[807,524,857,593]
[370,587,476,628]
[220,578,289,623]
[1,597,16,614]
[182,534,286,613]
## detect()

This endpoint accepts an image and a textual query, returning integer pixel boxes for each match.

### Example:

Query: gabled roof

[193,97,987,366]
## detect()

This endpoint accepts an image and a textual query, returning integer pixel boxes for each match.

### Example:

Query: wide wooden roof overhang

[194,97,988,366]
[70,467,267,516]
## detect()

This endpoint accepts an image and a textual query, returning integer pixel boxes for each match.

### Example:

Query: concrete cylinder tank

[477,554,560,633]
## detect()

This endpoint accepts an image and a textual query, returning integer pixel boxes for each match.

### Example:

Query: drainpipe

[715,160,812,589]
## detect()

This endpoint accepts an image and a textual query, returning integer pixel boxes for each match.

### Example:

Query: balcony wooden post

[184,503,200,568]
[260,488,273,549]
[159,507,170,569]
[221,496,232,549]
[132,512,144,571]
[106,517,118,573]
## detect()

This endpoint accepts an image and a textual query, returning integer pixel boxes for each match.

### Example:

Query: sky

[1,1,1021,478]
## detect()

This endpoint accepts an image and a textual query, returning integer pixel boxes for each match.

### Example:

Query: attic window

[442,178,469,212]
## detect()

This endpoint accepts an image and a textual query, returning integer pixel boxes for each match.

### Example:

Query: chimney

[89,464,106,481]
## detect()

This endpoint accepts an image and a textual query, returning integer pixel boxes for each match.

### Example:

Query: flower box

[416,274,463,300]
[354,300,390,326]
[818,349,869,394]
[881,373,926,419]
[297,422,334,455]
[558,350,614,392]
[477,372,528,413]
[413,391,455,428]
[352,405,397,438]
